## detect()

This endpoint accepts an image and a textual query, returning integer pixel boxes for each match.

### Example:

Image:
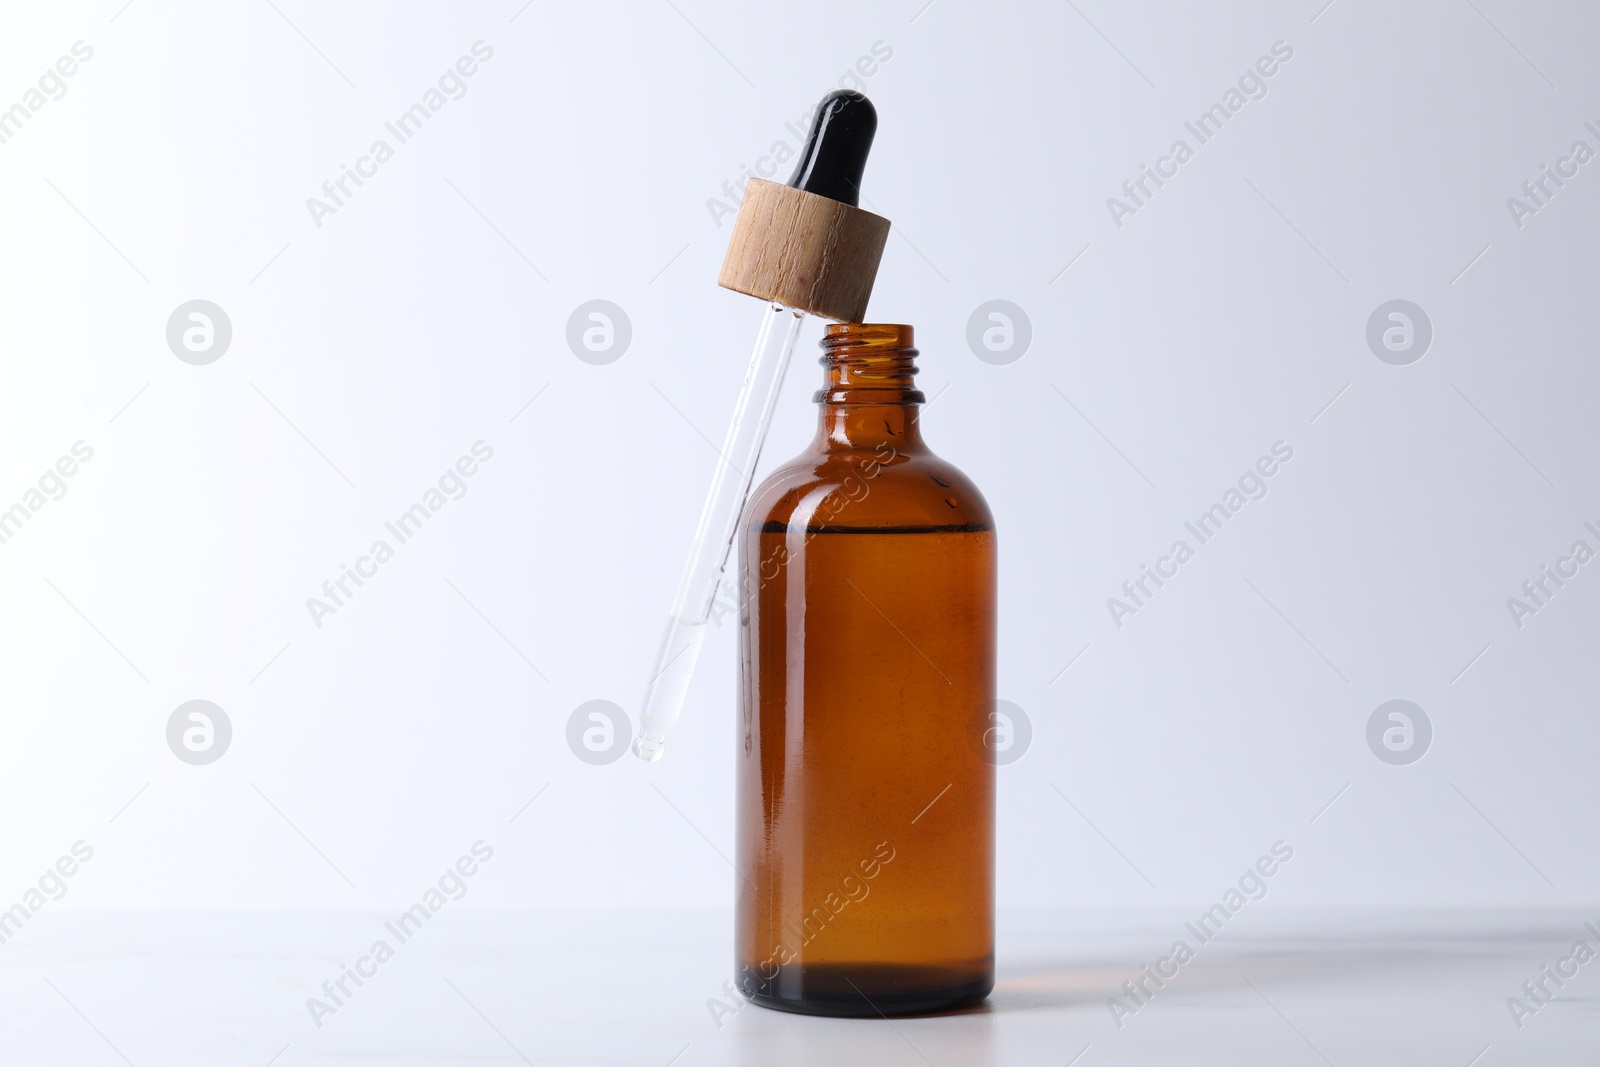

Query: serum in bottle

[678,88,995,1016]
[734,321,996,1016]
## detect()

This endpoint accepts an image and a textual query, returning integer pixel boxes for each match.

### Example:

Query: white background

[1,0,1596,921]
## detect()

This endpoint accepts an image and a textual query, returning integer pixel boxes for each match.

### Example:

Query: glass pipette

[633,303,804,761]
[633,90,891,761]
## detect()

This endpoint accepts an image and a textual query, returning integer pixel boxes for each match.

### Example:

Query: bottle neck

[813,323,925,451]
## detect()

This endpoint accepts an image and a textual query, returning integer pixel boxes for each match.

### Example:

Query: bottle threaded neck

[816,323,924,405]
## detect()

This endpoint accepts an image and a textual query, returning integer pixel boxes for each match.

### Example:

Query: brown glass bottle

[734,323,996,1016]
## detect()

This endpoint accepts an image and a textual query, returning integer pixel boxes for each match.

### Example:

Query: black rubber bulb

[785,90,877,207]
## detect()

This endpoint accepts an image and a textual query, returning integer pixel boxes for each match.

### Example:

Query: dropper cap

[718,91,892,323]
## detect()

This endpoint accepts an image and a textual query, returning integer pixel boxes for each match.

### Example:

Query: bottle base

[741,963,993,1018]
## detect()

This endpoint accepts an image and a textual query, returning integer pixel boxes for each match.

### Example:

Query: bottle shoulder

[747,443,993,533]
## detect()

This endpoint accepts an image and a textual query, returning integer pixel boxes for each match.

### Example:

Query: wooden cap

[718,178,891,323]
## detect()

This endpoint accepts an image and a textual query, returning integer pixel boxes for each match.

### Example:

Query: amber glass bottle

[734,322,996,1016]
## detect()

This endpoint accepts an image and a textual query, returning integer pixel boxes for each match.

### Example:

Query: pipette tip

[633,734,665,762]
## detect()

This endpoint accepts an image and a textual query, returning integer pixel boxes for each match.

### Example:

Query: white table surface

[1,908,1592,1065]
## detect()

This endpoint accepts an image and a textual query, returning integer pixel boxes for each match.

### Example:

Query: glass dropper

[633,89,892,761]
[633,302,805,761]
